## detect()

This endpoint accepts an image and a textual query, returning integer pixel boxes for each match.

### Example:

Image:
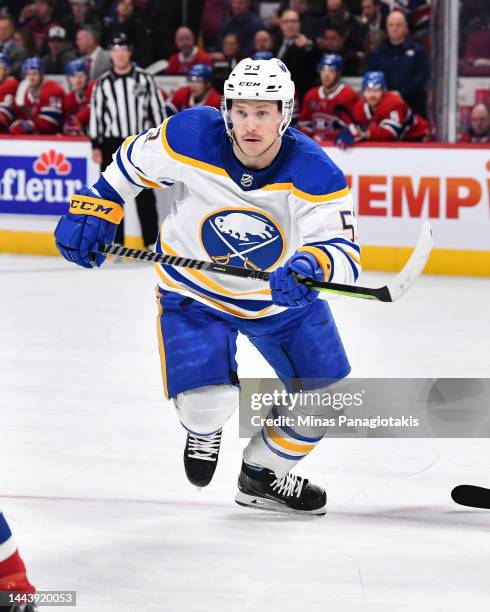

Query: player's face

[69,72,87,92]
[363,87,383,107]
[189,80,207,99]
[25,69,42,88]
[320,67,338,89]
[0,64,7,82]
[231,100,282,157]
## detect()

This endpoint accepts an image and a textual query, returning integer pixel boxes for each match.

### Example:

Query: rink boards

[0,136,489,275]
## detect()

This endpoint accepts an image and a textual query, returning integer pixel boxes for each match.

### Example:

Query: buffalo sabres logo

[200,209,284,271]
[240,173,253,187]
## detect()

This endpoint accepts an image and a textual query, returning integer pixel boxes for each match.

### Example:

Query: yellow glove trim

[69,195,124,224]
[298,246,333,282]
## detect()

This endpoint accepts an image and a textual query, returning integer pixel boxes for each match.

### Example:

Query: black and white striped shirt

[89,66,166,145]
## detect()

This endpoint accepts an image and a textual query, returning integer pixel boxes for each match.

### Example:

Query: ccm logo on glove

[69,195,124,224]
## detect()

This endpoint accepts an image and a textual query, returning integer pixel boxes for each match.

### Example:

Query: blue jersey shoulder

[164,107,225,168]
[278,128,348,197]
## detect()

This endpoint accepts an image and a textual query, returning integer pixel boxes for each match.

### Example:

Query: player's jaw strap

[69,195,124,224]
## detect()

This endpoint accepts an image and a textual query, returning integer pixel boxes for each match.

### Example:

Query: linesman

[89,33,166,249]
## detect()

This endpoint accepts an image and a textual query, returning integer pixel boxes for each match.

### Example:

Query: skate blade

[234,491,326,516]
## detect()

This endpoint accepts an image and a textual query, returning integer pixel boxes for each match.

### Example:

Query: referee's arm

[89,80,104,164]
[147,74,166,127]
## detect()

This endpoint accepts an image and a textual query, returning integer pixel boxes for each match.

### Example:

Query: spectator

[0,52,18,131]
[317,25,361,75]
[291,0,322,40]
[19,0,58,55]
[275,9,320,103]
[42,26,76,74]
[102,0,150,67]
[10,57,65,134]
[221,32,242,69]
[218,0,264,56]
[359,0,387,35]
[393,0,430,50]
[61,0,102,45]
[0,14,26,79]
[299,53,359,142]
[166,26,212,75]
[458,103,489,143]
[76,25,111,80]
[253,29,273,54]
[167,64,221,114]
[201,0,229,49]
[13,28,37,62]
[63,58,95,135]
[315,0,368,53]
[367,10,429,116]
[336,70,428,147]
[147,0,204,64]
[211,32,242,93]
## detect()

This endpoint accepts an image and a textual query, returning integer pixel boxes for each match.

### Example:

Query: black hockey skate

[183,429,222,487]
[235,462,327,515]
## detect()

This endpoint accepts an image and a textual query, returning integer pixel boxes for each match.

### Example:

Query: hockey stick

[451,485,490,509]
[94,221,432,303]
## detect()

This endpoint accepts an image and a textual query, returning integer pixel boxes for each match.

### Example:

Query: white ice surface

[0,255,489,611]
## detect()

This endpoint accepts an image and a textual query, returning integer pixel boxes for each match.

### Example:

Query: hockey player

[166,64,221,115]
[336,70,429,147]
[54,58,360,515]
[62,58,95,136]
[10,57,65,135]
[0,510,36,612]
[299,54,359,143]
[0,53,18,132]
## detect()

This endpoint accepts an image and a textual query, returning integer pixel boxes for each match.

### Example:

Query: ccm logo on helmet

[239,82,261,86]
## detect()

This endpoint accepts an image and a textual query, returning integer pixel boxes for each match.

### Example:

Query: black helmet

[109,33,132,50]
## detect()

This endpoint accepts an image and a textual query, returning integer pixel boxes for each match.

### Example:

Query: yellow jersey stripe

[161,117,229,178]
[155,288,169,399]
[262,183,350,203]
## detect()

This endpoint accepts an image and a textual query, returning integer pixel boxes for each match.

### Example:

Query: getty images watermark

[238,379,490,438]
[248,387,419,430]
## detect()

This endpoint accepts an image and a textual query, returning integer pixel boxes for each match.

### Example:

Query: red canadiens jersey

[166,48,213,75]
[352,91,429,142]
[299,83,359,141]
[13,80,65,134]
[63,80,96,134]
[167,85,222,113]
[0,77,19,130]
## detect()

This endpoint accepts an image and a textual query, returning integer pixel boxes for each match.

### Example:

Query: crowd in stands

[0,0,487,144]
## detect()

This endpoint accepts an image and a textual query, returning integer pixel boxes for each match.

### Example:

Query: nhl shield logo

[200,208,285,271]
[240,173,253,188]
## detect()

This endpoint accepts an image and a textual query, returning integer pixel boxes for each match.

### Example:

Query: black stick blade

[451,485,490,509]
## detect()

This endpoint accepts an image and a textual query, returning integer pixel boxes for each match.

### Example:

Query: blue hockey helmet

[65,58,87,76]
[0,53,10,67]
[251,51,273,61]
[318,53,343,73]
[188,63,213,82]
[22,57,44,75]
[362,71,386,90]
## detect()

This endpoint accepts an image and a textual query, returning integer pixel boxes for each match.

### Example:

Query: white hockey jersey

[98,106,360,318]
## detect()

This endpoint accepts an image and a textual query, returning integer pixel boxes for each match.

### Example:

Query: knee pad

[173,384,239,435]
